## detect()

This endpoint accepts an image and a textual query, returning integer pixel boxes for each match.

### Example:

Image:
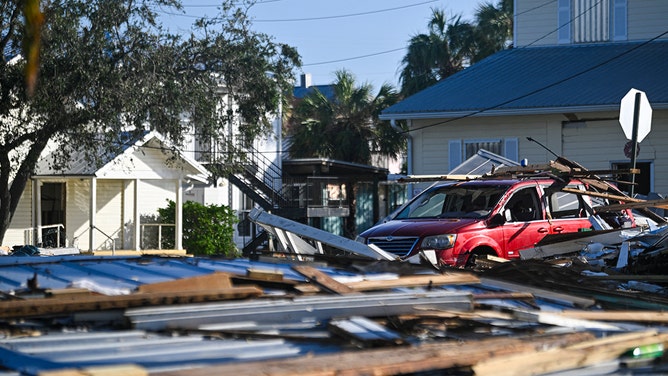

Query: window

[464,140,502,159]
[449,138,519,171]
[548,186,587,219]
[559,0,627,44]
[573,0,609,43]
[504,187,541,222]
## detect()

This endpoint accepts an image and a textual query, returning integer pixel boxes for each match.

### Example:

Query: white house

[4,131,210,254]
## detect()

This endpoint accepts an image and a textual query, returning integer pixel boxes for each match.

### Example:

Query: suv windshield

[394,184,511,219]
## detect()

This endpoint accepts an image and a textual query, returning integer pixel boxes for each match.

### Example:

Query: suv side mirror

[488,213,506,227]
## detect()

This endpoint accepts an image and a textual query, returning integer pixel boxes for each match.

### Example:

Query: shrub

[157,200,239,257]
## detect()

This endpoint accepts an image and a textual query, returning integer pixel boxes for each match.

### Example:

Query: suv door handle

[538,227,549,233]
[553,226,564,232]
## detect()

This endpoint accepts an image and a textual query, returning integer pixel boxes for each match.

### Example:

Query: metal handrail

[91,225,116,254]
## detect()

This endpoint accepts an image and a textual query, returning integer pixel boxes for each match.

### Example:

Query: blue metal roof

[382,40,668,118]
[293,84,335,100]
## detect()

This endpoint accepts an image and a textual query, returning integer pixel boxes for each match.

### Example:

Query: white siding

[3,184,33,247]
[515,0,668,47]
[409,110,668,200]
[410,115,564,176]
[95,180,124,250]
[515,0,560,47]
[67,179,91,250]
[627,1,668,41]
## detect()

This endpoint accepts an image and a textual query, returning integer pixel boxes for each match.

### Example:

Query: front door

[40,182,65,247]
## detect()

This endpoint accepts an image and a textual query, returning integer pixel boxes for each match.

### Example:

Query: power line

[405,29,668,135]
[304,47,405,66]
[251,0,439,22]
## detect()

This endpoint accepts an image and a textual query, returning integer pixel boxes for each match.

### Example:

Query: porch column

[134,179,141,250]
[32,179,41,245]
[89,177,97,252]
[175,179,183,250]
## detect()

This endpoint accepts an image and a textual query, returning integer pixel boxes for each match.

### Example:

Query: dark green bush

[157,200,239,256]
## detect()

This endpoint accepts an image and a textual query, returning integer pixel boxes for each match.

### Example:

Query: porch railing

[140,223,176,250]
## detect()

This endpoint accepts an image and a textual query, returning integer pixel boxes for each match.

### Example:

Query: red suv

[357,177,634,268]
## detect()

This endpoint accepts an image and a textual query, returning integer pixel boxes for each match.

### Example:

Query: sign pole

[630,92,640,197]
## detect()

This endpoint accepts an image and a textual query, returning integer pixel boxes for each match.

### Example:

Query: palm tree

[399,8,475,97]
[399,1,513,96]
[472,0,514,63]
[289,70,403,164]
[287,69,405,238]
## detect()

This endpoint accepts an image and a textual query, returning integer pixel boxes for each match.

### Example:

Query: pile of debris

[3,157,668,375]
[1,244,668,375]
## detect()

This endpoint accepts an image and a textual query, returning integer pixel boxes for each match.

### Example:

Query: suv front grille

[367,237,419,258]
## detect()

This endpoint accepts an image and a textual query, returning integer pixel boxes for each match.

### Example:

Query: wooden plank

[40,365,148,376]
[293,273,480,294]
[291,265,356,294]
[0,286,263,319]
[246,268,284,282]
[152,332,594,376]
[561,187,639,203]
[346,273,480,291]
[479,277,596,308]
[136,272,232,294]
[45,288,96,299]
[473,331,668,376]
[557,310,668,323]
[594,198,668,211]
[397,174,481,182]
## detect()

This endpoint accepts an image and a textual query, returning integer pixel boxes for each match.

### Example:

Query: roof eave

[380,103,668,121]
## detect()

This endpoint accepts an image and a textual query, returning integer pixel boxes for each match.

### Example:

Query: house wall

[515,0,668,47]
[628,1,668,41]
[515,0,558,47]
[410,115,564,175]
[409,109,668,198]
[3,184,33,248]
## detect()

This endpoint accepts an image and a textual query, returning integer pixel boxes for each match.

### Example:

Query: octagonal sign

[619,88,652,142]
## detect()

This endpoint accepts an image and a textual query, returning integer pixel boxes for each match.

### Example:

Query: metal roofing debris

[3,218,668,374]
[248,207,397,261]
[126,290,473,331]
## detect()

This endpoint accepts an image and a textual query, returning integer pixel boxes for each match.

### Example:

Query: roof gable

[35,131,210,182]
[382,41,668,119]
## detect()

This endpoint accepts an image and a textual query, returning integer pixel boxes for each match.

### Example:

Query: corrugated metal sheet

[382,40,668,117]
[0,330,340,374]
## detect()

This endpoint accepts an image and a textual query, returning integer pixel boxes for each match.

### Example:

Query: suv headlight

[421,234,456,250]
[355,235,366,243]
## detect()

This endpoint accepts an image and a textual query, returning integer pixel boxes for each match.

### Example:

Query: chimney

[300,73,312,88]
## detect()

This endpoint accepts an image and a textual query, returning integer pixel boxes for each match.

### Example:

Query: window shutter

[612,0,627,41]
[504,138,519,162]
[449,140,462,172]
[558,0,571,44]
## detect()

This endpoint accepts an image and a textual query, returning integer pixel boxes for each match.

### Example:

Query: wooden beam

[473,331,668,376]
[293,272,480,294]
[151,332,595,376]
[291,265,356,294]
[557,310,668,323]
[136,272,233,294]
[0,286,263,319]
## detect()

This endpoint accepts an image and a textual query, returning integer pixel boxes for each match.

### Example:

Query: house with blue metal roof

[380,0,668,198]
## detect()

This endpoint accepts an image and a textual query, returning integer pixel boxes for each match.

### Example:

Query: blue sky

[163,1,480,91]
